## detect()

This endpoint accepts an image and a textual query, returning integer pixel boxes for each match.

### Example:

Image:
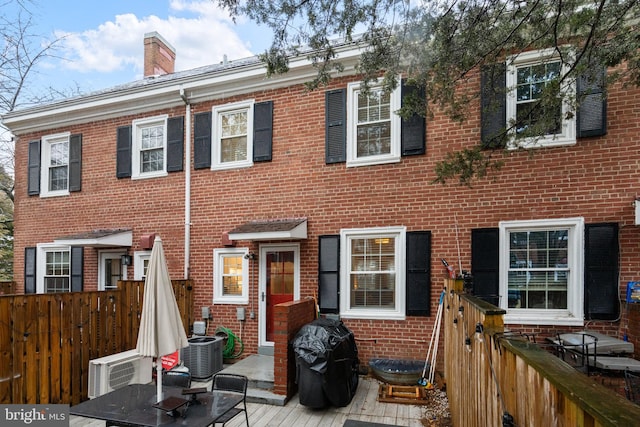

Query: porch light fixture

[121,254,132,266]
[458,306,464,318]
[453,318,458,328]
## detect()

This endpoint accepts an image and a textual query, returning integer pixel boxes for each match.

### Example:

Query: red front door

[265,250,295,342]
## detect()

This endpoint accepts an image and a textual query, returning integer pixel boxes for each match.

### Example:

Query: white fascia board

[3,44,365,135]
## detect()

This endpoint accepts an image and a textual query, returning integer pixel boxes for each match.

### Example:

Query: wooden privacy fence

[0,280,193,405]
[443,279,640,426]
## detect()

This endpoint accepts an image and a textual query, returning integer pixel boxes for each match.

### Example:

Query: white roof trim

[53,230,133,247]
[228,220,307,241]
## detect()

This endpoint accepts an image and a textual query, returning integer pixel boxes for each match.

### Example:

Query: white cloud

[52,1,254,76]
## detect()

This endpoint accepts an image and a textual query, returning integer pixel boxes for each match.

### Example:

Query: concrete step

[247,387,287,406]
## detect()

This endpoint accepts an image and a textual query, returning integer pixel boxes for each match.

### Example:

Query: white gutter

[2,42,365,135]
[180,86,192,280]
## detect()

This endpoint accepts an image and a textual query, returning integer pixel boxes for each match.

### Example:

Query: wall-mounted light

[458,306,464,318]
[244,252,256,260]
[465,336,472,352]
[121,254,132,266]
[453,318,458,328]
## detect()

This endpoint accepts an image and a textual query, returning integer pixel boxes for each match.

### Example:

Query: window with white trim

[507,48,576,148]
[41,132,70,197]
[347,81,401,167]
[132,115,168,178]
[134,251,151,280]
[36,245,71,293]
[499,218,584,326]
[340,227,406,319]
[212,101,254,170]
[214,248,249,304]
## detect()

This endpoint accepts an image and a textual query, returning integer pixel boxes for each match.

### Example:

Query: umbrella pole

[157,363,163,402]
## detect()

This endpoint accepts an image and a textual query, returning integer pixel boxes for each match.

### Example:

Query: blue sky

[21,0,273,95]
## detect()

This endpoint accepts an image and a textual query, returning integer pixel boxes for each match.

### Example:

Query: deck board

[69,377,437,427]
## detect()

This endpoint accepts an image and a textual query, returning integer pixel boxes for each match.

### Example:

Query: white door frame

[258,243,300,349]
[98,250,128,290]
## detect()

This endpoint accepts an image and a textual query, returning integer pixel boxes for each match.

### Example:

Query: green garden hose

[215,326,244,359]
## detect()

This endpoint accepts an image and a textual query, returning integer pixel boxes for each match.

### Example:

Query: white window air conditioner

[88,349,152,399]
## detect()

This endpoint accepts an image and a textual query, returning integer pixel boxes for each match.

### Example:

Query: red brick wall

[272,298,316,398]
[11,68,640,370]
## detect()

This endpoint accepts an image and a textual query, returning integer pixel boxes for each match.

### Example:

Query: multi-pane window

[140,124,164,173]
[213,101,254,170]
[222,255,244,297]
[44,250,70,293]
[356,89,391,157]
[41,133,70,196]
[515,61,562,135]
[347,82,401,167]
[214,248,249,303]
[132,116,167,178]
[350,236,396,309]
[500,218,584,326]
[507,229,568,310]
[341,227,406,319]
[506,48,576,147]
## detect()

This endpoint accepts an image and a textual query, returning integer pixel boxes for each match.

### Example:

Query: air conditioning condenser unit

[88,349,152,399]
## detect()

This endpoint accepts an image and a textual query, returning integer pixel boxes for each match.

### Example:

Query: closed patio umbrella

[136,236,189,402]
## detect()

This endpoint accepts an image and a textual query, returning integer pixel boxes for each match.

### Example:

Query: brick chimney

[143,32,176,77]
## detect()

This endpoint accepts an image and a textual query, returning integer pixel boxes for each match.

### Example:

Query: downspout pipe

[180,86,191,280]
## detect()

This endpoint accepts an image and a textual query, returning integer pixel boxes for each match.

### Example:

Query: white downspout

[180,86,191,280]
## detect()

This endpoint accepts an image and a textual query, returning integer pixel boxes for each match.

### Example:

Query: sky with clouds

[23,0,273,95]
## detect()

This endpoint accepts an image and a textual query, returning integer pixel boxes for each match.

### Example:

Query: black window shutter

[480,64,507,148]
[28,140,41,196]
[25,247,36,294]
[401,81,426,156]
[406,231,431,316]
[318,235,340,314]
[71,246,84,292]
[253,101,273,162]
[584,223,619,320]
[471,228,500,306]
[194,112,212,169]
[325,89,346,163]
[577,64,607,138]
[116,126,132,178]
[167,116,184,172]
[69,134,82,192]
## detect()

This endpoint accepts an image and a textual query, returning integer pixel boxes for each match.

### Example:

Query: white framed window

[212,101,254,170]
[506,48,576,148]
[499,217,584,326]
[36,244,71,293]
[346,81,402,167]
[213,248,249,304]
[340,227,406,320]
[132,115,168,179]
[134,251,151,280]
[40,132,70,197]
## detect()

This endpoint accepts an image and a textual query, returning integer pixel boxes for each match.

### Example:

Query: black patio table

[70,383,243,427]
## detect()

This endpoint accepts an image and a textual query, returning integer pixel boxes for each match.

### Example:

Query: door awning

[54,228,133,247]
[228,218,307,241]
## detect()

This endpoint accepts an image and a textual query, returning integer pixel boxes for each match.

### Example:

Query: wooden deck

[69,377,434,426]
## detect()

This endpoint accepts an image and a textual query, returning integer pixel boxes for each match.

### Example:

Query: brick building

[3,33,640,364]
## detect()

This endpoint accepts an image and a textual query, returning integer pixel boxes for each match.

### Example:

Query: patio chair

[162,370,192,388]
[211,373,249,426]
[625,369,640,405]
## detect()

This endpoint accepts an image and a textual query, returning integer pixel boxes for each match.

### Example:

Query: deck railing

[0,280,193,405]
[443,279,640,426]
